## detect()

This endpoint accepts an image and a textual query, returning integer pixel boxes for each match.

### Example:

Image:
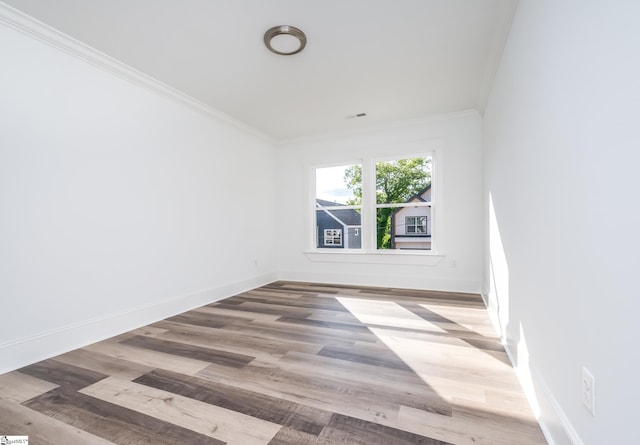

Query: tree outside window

[344,157,431,249]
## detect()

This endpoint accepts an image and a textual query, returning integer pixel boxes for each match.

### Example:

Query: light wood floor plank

[0,401,117,445]
[149,319,323,359]
[25,387,225,445]
[80,376,282,445]
[0,370,58,403]
[196,361,405,426]
[54,348,154,381]
[133,369,333,435]
[397,405,544,445]
[83,339,211,375]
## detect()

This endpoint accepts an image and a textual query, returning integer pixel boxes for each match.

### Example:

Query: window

[315,164,362,249]
[324,229,342,246]
[406,216,427,234]
[313,155,433,252]
[375,156,432,250]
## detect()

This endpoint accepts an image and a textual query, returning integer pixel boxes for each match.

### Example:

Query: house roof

[316,200,361,226]
[390,184,432,217]
[404,184,431,203]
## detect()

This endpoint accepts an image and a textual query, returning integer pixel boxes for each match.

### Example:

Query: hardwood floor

[0,281,547,444]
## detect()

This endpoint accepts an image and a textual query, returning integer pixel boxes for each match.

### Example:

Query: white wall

[0,17,277,373]
[483,1,640,444]
[277,111,483,293]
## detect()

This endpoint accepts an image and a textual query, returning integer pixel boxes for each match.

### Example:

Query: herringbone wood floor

[0,281,546,444]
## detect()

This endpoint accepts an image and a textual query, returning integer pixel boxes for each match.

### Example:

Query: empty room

[1,1,637,444]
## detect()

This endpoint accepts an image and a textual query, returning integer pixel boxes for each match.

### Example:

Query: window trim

[313,161,364,251]
[307,143,441,258]
[370,153,435,252]
[304,250,444,266]
[312,159,363,252]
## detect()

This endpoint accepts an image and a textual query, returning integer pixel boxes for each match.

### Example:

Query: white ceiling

[3,0,517,140]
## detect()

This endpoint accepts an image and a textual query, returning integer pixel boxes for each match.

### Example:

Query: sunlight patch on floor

[336,297,446,333]
[337,296,517,402]
[418,303,496,337]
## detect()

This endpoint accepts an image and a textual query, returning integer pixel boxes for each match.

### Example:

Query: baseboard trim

[278,270,481,294]
[530,363,585,445]
[490,306,583,445]
[0,272,277,374]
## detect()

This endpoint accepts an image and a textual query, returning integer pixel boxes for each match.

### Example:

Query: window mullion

[361,158,376,251]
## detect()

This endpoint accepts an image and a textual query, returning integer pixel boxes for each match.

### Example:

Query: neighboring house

[390,185,432,250]
[316,199,361,249]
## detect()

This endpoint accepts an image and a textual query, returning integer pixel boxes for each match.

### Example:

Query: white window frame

[323,229,343,246]
[368,153,434,252]
[313,161,363,251]
[306,142,442,264]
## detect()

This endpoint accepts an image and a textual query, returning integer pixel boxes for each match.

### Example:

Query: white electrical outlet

[581,367,595,416]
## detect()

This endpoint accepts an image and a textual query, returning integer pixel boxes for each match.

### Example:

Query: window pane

[406,216,427,233]
[375,156,432,250]
[316,209,362,249]
[377,206,431,250]
[375,157,432,204]
[315,164,362,250]
[316,164,361,206]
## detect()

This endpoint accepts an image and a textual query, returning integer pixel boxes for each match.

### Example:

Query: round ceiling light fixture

[264,25,307,55]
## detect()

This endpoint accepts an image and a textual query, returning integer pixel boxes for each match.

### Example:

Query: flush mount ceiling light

[264,25,307,55]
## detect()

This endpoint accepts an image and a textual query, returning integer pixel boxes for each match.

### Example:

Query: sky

[315,164,356,205]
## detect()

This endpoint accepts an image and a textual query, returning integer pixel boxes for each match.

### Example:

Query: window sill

[303,250,445,266]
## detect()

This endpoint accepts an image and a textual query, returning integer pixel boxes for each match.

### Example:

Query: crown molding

[0,2,274,144]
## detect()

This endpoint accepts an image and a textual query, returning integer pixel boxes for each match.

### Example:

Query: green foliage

[343,158,431,249]
[377,208,394,249]
[375,158,431,204]
[344,166,362,206]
